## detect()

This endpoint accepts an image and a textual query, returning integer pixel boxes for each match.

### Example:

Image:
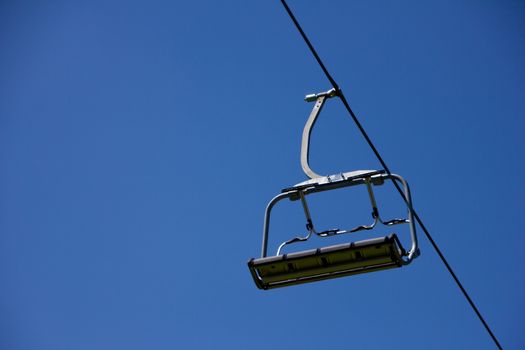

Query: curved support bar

[261,192,294,257]
[387,174,419,263]
[381,218,409,226]
[349,221,377,233]
[275,190,316,255]
[276,230,313,256]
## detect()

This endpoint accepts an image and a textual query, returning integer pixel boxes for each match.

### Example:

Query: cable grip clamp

[304,88,339,102]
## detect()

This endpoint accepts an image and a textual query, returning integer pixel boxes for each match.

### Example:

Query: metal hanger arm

[301,88,338,179]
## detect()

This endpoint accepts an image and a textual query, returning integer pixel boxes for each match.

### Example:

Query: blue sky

[1,1,524,349]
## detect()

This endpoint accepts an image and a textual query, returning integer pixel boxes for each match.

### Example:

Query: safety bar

[260,172,419,264]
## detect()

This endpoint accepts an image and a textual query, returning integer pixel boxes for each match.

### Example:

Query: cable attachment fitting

[304,88,339,102]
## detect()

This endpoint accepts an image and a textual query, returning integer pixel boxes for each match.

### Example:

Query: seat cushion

[248,234,404,290]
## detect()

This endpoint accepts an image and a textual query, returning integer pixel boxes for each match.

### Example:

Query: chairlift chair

[248,89,420,290]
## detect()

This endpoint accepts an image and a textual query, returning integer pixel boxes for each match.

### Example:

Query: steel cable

[278,1,503,349]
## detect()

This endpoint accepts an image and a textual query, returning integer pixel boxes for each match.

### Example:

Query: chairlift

[248,88,420,290]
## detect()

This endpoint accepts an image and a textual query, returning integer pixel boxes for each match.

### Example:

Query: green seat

[248,234,405,290]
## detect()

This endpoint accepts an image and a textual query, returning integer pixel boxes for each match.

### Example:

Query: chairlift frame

[248,89,419,290]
